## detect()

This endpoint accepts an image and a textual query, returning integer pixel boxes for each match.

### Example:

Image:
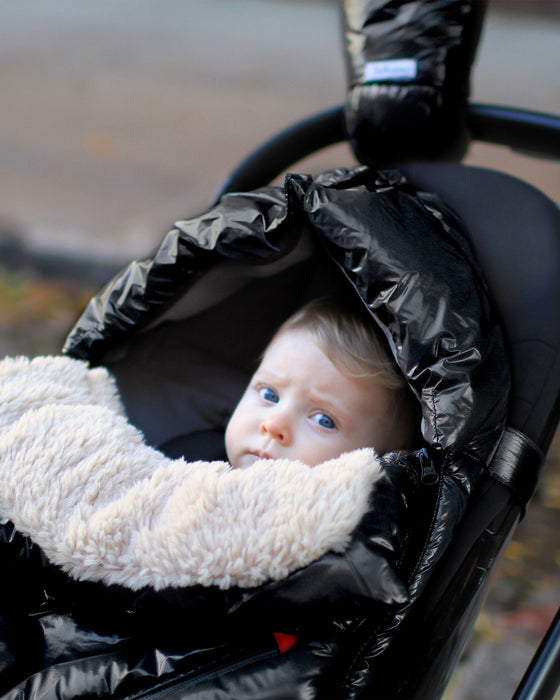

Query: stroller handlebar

[215,103,560,202]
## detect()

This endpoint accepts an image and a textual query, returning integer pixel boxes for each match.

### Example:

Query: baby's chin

[230,452,326,469]
[231,452,308,469]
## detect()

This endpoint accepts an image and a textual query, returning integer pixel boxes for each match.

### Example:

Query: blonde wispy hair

[275,296,405,390]
[273,296,421,452]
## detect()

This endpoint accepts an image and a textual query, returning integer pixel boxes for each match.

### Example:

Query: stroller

[1,1,560,698]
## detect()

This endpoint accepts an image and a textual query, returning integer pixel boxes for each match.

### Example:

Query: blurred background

[0,1,558,697]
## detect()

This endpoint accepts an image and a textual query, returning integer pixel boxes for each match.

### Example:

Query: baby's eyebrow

[308,391,345,419]
[252,369,286,386]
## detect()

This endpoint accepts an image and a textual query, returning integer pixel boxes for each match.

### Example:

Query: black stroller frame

[215,103,560,699]
[217,103,560,199]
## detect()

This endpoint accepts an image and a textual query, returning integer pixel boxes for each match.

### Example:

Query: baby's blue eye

[259,387,279,404]
[312,413,336,430]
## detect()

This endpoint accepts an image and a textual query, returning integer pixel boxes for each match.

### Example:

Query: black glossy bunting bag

[0,166,509,699]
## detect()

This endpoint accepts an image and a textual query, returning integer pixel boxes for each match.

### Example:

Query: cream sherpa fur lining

[0,356,381,591]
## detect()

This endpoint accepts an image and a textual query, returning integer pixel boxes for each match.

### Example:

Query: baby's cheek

[224,416,239,462]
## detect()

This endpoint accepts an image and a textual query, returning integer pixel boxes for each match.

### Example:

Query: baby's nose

[260,412,291,445]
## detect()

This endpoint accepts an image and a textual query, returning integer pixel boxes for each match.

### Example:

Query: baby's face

[225,328,397,468]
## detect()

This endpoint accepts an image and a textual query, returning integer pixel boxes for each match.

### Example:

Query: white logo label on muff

[364,59,417,82]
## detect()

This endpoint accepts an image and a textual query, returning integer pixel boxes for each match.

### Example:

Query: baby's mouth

[236,451,269,469]
[241,450,273,466]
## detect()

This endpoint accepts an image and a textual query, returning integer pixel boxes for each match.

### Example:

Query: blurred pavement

[0,0,559,267]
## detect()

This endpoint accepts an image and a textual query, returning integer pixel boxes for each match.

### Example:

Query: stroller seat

[54,155,560,698]
[378,161,560,696]
[220,131,560,699]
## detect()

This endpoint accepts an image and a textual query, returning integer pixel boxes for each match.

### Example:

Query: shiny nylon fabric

[64,186,302,363]
[288,168,507,459]
[342,0,488,166]
[66,166,509,461]
[0,166,510,698]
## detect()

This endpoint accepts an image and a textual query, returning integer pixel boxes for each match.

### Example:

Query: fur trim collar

[0,356,380,591]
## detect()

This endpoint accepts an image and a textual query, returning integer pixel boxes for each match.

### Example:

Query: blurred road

[0,0,558,265]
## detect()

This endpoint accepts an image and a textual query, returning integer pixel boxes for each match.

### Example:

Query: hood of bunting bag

[64,166,510,466]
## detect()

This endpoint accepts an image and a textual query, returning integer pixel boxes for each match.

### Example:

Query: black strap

[487,426,545,508]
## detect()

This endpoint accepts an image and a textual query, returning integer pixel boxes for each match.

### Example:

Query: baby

[225,296,420,468]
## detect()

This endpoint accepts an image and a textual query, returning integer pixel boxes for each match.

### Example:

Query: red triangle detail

[273,632,298,654]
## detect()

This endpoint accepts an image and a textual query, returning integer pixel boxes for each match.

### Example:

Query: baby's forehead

[269,325,313,343]
[260,327,321,364]
[258,329,371,386]
[261,326,342,374]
